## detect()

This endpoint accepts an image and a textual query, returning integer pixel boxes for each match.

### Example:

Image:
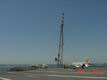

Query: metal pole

[57,13,64,68]
[60,13,64,65]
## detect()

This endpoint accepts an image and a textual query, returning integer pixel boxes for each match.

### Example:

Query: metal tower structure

[55,13,64,67]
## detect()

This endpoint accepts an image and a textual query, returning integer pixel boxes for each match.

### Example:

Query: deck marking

[7,72,16,73]
[47,75,107,79]
[0,77,12,80]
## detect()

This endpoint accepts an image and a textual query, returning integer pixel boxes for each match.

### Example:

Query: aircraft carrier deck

[0,68,107,80]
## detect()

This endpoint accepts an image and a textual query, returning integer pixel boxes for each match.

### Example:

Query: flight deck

[0,68,107,80]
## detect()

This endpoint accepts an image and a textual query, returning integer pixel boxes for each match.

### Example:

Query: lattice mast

[57,13,64,66]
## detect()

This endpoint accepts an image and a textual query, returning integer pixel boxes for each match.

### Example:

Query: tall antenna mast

[56,13,64,67]
[60,13,64,65]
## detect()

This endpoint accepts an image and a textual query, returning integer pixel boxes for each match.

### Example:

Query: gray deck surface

[0,68,107,80]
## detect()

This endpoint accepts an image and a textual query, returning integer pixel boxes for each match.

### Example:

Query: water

[0,64,31,73]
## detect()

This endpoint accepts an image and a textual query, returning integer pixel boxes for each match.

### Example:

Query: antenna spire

[60,13,64,65]
[55,13,64,67]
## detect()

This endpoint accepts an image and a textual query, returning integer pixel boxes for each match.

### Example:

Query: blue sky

[0,0,107,64]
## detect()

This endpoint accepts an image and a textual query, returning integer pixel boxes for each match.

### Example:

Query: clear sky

[0,0,107,64]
